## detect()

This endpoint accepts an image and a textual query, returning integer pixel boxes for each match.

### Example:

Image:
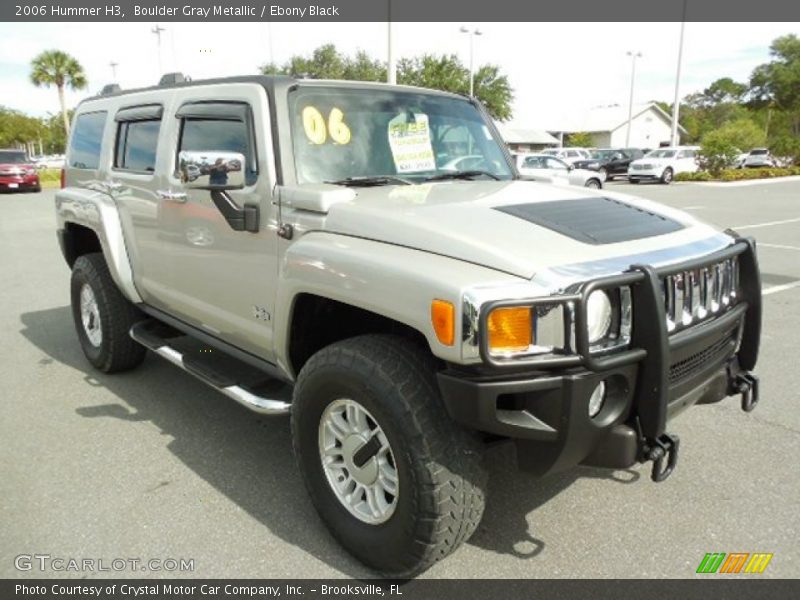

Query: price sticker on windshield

[302,106,351,145]
[387,113,435,173]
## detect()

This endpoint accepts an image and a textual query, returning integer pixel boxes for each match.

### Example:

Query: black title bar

[4,0,800,22]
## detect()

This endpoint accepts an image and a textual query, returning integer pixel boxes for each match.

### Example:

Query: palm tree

[30,50,87,137]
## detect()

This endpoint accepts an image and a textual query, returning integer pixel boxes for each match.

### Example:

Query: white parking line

[734,217,800,230]
[763,281,800,296]
[760,243,800,251]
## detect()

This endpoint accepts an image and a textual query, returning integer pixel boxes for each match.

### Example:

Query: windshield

[646,149,676,159]
[0,151,28,164]
[288,86,514,184]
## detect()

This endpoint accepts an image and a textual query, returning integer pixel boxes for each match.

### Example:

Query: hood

[318,180,724,279]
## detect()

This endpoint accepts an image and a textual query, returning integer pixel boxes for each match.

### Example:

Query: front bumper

[437,239,761,479]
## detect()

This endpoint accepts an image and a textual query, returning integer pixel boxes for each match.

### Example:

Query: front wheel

[291,334,487,577]
[660,167,674,184]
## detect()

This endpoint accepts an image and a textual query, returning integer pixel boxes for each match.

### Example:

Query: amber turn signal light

[431,300,455,346]
[487,307,532,353]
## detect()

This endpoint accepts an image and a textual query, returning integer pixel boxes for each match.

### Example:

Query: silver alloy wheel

[318,398,399,525]
[79,283,102,347]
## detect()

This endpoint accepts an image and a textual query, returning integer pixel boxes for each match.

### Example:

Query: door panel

[155,84,280,362]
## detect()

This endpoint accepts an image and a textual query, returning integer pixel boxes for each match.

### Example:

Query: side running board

[130,320,291,416]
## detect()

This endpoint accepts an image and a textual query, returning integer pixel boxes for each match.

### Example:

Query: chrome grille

[662,257,738,333]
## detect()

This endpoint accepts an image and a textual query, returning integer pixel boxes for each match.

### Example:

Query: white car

[743,148,776,168]
[34,154,66,170]
[514,153,605,189]
[627,146,699,184]
[539,147,593,165]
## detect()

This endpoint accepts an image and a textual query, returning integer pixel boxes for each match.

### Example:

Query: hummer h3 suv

[55,74,761,576]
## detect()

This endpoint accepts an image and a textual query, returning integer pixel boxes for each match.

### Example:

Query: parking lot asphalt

[1,181,798,579]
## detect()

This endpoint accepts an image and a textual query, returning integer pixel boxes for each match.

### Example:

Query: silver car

[514,152,605,188]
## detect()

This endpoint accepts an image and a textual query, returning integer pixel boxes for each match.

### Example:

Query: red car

[0,149,41,193]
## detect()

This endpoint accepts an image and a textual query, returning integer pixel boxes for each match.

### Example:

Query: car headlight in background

[586,290,613,343]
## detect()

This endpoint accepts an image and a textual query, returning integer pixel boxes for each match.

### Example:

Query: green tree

[698,118,766,175]
[30,50,87,136]
[565,132,593,148]
[260,45,514,121]
[750,34,800,137]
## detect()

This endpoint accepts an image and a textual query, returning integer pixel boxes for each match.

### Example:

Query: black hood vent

[494,197,685,245]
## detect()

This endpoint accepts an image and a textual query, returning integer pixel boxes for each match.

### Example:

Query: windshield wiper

[325,175,413,187]
[424,170,501,182]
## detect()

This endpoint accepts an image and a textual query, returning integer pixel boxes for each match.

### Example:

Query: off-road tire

[70,252,146,373]
[291,334,487,577]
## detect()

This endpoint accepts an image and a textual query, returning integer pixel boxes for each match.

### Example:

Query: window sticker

[387,113,435,173]
[302,106,351,145]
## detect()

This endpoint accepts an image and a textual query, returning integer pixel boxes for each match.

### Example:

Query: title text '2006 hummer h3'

[56,74,761,576]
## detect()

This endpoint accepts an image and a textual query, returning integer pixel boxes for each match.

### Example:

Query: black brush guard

[476,238,762,482]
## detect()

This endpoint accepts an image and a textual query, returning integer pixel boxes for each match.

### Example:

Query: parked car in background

[628,146,699,184]
[539,147,593,165]
[0,149,41,193]
[572,148,645,181]
[34,154,66,170]
[743,148,775,168]
[514,153,605,189]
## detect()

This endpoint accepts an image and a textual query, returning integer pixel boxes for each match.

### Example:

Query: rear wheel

[585,178,602,189]
[292,334,487,576]
[70,253,146,373]
[660,167,674,184]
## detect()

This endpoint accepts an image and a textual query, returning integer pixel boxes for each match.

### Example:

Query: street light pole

[459,26,482,97]
[151,24,166,77]
[109,61,118,80]
[670,0,688,146]
[387,0,396,84]
[625,51,642,147]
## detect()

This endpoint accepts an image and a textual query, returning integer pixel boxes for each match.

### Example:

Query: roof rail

[158,72,190,86]
[100,84,121,95]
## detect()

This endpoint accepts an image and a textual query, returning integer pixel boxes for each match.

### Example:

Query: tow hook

[732,372,760,412]
[643,433,680,483]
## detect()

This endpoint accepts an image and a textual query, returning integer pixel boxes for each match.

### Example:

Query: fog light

[588,381,606,418]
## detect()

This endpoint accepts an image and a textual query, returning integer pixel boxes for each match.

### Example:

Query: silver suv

[56,74,762,576]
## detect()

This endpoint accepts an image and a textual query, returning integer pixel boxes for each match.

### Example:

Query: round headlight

[586,290,613,343]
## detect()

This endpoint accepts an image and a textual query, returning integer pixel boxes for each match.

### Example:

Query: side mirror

[178,151,245,190]
[177,151,257,233]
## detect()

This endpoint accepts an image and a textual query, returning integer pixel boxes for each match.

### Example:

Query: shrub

[675,171,713,182]
[675,167,800,182]
[698,118,767,176]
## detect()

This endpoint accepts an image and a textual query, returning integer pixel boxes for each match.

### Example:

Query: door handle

[157,190,188,203]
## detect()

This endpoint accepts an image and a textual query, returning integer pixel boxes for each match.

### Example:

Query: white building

[547,102,686,149]
[495,125,560,153]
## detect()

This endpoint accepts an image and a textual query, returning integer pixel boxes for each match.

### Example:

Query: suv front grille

[668,333,735,385]
[661,256,738,333]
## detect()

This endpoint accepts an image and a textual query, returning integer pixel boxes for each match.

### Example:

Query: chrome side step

[130,320,291,416]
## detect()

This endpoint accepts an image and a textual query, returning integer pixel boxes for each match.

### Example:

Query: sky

[0,21,797,129]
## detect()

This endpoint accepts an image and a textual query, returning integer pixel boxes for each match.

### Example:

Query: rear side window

[115,120,160,172]
[69,111,107,169]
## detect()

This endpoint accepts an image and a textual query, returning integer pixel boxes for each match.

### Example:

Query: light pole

[670,0,688,146]
[387,0,396,84]
[459,26,482,97]
[625,51,642,147]
[109,61,118,80]
[151,24,166,76]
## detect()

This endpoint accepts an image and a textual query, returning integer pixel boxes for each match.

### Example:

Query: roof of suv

[80,74,468,106]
